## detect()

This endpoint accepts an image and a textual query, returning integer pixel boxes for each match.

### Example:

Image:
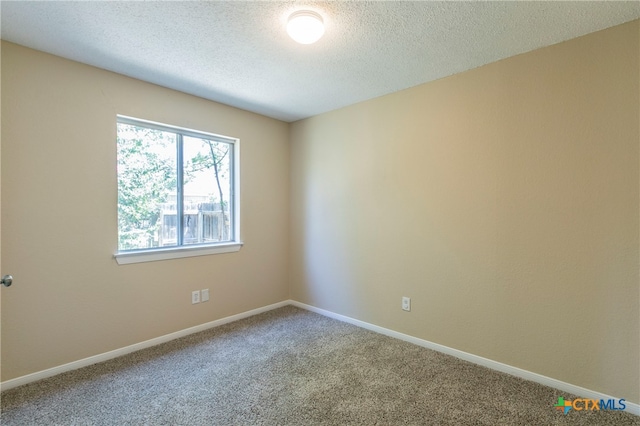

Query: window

[114,116,241,264]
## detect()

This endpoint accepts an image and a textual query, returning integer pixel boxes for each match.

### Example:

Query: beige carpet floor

[1,306,638,425]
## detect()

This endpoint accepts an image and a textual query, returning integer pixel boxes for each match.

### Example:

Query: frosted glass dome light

[287,11,325,44]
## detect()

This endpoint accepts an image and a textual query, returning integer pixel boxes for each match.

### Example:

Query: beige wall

[2,19,639,405]
[290,20,639,403]
[1,42,290,380]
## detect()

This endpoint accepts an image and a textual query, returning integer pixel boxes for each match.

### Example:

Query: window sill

[114,242,243,265]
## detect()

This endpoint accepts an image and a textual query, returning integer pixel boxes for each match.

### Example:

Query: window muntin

[116,116,238,254]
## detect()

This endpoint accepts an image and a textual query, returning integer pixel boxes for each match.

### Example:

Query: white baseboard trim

[0,300,290,392]
[290,300,640,416]
[3,299,638,416]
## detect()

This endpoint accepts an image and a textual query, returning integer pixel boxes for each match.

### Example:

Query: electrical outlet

[192,290,201,304]
[201,289,210,302]
[402,296,411,312]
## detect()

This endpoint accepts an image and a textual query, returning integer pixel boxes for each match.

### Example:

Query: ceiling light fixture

[287,10,325,45]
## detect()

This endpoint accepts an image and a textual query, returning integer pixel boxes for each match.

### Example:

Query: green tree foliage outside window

[117,119,234,251]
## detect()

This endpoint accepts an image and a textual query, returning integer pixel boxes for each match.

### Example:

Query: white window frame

[114,115,242,265]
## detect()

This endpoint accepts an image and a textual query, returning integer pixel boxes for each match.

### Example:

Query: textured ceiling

[1,1,639,122]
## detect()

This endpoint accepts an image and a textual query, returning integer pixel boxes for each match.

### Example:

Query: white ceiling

[1,1,639,122]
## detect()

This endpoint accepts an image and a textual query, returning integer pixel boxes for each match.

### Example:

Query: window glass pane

[117,124,177,250]
[182,136,232,244]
